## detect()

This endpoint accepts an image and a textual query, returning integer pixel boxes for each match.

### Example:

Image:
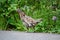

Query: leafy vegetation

[0,0,60,33]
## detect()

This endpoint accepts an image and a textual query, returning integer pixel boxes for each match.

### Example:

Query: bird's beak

[16,8,22,13]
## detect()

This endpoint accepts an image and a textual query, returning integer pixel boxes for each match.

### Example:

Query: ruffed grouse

[16,9,42,29]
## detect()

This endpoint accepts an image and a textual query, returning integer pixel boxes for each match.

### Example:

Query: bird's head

[16,8,25,16]
[16,8,22,13]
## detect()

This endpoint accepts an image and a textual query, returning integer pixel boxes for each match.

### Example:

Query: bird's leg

[25,27,29,32]
[27,27,29,30]
[31,26,35,32]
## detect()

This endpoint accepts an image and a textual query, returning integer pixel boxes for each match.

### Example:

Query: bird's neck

[19,12,25,18]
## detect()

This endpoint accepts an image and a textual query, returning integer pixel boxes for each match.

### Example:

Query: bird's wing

[24,15,37,23]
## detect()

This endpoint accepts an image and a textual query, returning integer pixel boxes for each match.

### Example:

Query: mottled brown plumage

[16,8,42,29]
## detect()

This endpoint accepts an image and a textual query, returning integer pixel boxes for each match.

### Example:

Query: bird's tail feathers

[36,18,42,23]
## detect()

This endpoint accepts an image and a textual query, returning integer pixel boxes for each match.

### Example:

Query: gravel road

[0,31,60,40]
